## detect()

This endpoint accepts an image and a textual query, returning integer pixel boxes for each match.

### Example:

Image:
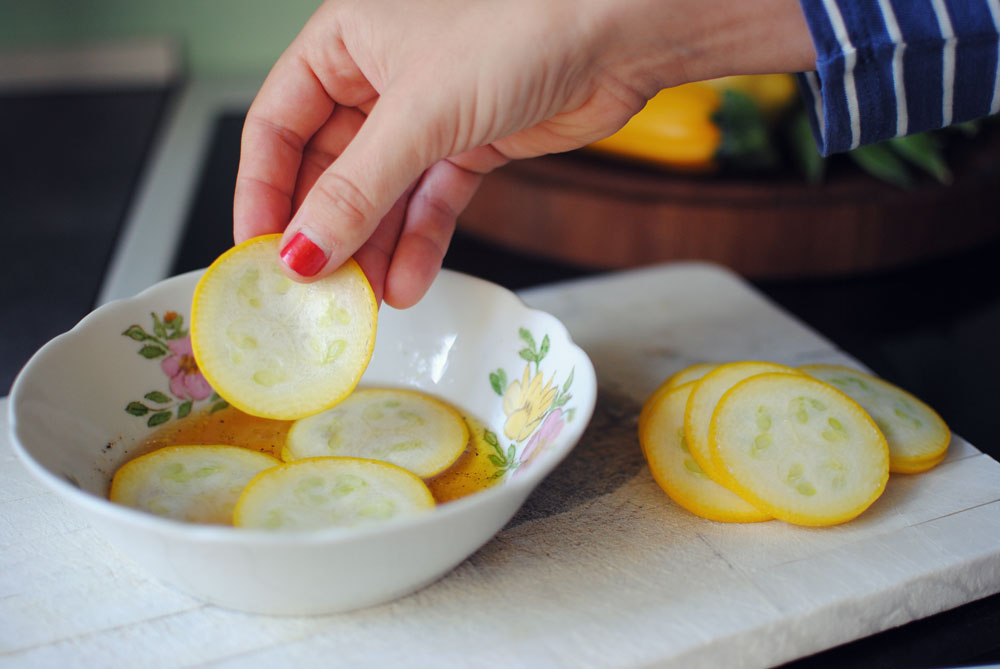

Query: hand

[233,0,815,307]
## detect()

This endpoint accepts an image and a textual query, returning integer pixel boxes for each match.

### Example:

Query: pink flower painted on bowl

[516,408,565,476]
[162,336,212,401]
[123,310,228,427]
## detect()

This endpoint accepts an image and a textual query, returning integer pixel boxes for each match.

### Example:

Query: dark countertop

[1,87,172,394]
[2,85,998,667]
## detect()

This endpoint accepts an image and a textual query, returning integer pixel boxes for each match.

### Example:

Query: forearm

[585,0,817,96]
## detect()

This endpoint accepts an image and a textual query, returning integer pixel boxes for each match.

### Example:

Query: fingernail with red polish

[280,231,328,277]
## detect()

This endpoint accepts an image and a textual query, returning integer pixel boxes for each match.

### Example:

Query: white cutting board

[3,262,999,668]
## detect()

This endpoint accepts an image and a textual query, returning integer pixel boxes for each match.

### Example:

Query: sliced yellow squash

[709,373,889,526]
[798,364,950,473]
[233,457,435,531]
[110,445,280,524]
[191,234,377,420]
[640,382,771,523]
[639,362,720,437]
[684,361,801,483]
[283,388,469,478]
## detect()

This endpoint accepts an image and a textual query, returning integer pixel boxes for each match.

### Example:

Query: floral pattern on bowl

[485,328,576,479]
[122,311,228,427]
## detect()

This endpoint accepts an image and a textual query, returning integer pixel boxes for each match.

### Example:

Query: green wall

[0,0,323,76]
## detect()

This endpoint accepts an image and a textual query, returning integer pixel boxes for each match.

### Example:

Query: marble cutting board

[2,262,999,667]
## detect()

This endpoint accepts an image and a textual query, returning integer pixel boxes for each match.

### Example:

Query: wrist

[590,0,817,92]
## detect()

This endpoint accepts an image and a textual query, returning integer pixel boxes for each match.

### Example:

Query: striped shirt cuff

[797,0,1000,155]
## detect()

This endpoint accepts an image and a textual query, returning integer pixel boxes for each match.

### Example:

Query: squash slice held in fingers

[191,234,378,421]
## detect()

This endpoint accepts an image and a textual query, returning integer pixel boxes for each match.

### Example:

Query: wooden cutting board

[3,263,999,667]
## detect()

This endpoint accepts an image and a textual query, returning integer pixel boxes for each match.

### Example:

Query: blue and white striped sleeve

[796,0,1000,155]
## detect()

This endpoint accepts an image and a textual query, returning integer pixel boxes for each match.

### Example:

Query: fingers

[383,154,501,309]
[234,56,334,243]
[351,183,417,306]
[291,105,368,214]
[280,99,505,306]
[233,18,376,244]
[277,88,443,280]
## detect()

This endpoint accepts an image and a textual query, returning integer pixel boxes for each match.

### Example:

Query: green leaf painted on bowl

[138,345,167,359]
[490,369,507,395]
[152,313,168,340]
[519,328,536,351]
[123,325,149,341]
[147,411,171,427]
[123,310,219,428]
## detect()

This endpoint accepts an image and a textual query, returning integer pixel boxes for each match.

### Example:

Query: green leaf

[177,400,193,419]
[538,335,550,362]
[152,313,167,340]
[122,325,149,341]
[888,133,951,184]
[507,444,516,461]
[518,327,536,352]
[210,400,229,413]
[488,454,506,467]
[147,411,171,427]
[848,143,914,190]
[562,367,575,393]
[787,109,826,184]
[714,89,779,171]
[167,313,185,336]
[489,369,507,395]
[950,120,980,137]
[553,393,571,408]
[519,348,537,363]
[483,429,499,447]
[125,402,149,416]
[138,344,167,359]
[144,391,171,404]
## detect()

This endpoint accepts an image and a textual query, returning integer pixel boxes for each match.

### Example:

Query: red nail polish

[280,232,328,277]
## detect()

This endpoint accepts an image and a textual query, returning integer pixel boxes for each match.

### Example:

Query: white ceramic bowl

[9,269,596,615]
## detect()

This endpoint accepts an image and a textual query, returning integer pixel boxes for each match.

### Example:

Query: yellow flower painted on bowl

[487,327,576,478]
[503,363,558,442]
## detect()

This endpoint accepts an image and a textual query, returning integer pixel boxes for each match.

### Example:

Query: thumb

[277,91,442,281]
